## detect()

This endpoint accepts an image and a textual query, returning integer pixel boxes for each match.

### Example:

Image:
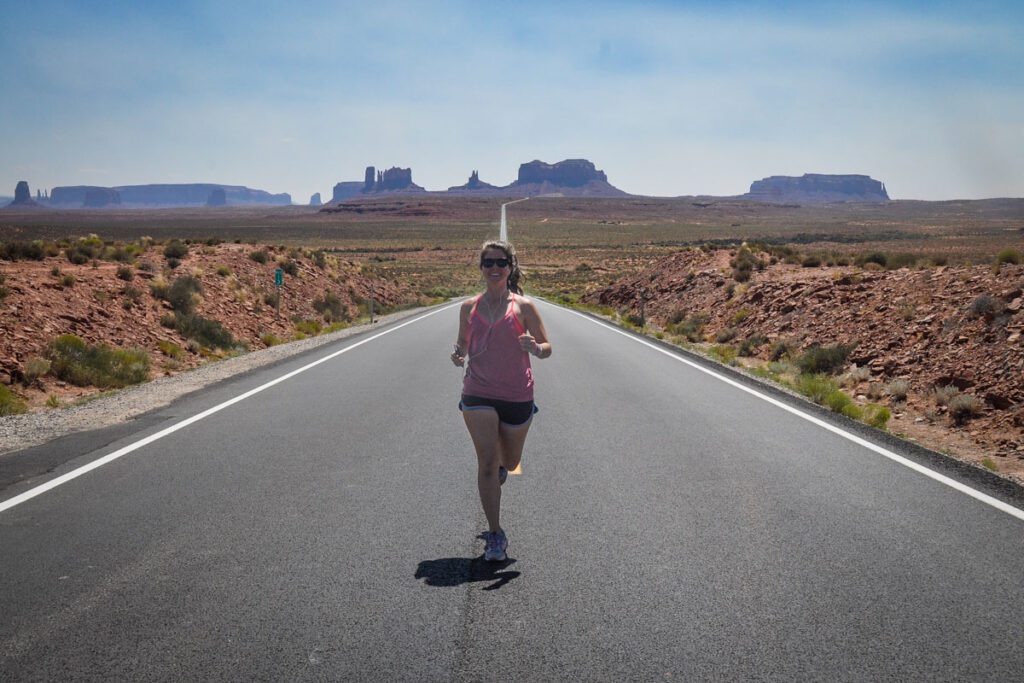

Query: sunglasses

[480,258,510,268]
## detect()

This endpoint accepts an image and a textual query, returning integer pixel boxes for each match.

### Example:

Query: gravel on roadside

[0,305,441,456]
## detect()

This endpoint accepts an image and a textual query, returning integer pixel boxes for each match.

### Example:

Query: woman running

[450,240,552,561]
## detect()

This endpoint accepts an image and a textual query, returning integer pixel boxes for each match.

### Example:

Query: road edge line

[0,301,462,514]
[552,302,1024,523]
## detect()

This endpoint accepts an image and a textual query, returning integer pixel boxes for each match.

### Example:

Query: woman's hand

[451,344,466,367]
[518,333,540,356]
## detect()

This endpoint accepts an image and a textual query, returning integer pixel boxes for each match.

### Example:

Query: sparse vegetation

[885,379,910,401]
[0,384,28,416]
[249,250,269,264]
[795,344,854,375]
[312,290,348,323]
[23,356,51,386]
[116,265,134,281]
[948,394,983,425]
[163,240,189,260]
[173,314,235,350]
[994,248,1020,266]
[46,334,150,388]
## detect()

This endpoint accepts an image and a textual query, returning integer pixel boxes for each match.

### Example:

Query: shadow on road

[415,557,520,591]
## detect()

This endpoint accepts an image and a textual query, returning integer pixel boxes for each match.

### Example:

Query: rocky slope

[582,248,1024,480]
[0,243,416,408]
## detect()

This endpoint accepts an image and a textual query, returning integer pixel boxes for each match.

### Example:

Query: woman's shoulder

[460,296,479,313]
[514,293,537,309]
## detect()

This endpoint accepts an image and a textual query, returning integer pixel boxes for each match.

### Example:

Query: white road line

[0,302,462,514]
[553,302,1024,523]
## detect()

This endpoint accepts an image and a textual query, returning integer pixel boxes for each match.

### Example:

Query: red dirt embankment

[582,248,1024,481]
[0,243,416,407]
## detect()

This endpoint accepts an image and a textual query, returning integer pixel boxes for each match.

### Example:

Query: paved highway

[2,300,1022,680]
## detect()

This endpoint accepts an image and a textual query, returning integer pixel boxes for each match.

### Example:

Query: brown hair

[479,240,523,294]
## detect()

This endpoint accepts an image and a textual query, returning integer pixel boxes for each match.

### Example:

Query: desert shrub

[795,344,854,375]
[738,334,768,357]
[931,385,960,406]
[968,294,1000,318]
[732,308,751,325]
[801,256,822,268]
[575,262,592,272]
[264,291,280,307]
[864,404,891,429]
[157,340,184,359]
[312,250,327,269]
[825,389,862,420]
[840,366,871,387]
[215,265,232,277]
[121,285,143,304]
[886,253,918,270]
[857,252,888,268]
[709,345,738,364]
[116,265,134,281]
[174,313,235,349]
[0,384,28,416]
[281,260,299,277]
[294,319,322,336]
[0,272,7,301]
[66,244,92,265]
[885,379,910,401]
[166,257,181,270]
[0,241,47,261]
[166,276,203,315]
[770,339,793,361]
[46,394,60,408]
[797,374,838,404]
[669,313,708,342]
[866,382,885,400]
[260,332,284,347]
[730,247,761,282]
[930,255,949,266]
[46,334,150,388]
[994,248,1021,266]
[60,274,76,288]
[948,394,983,425]
[715,327,738,343]
[313,290,348,323]
[205,237,223,246]
[249,250,269,264]
[163,240,189,260]
[23,356,51,385]
[138,261,156,273]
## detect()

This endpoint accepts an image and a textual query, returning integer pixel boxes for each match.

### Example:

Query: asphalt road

[1,300,1023,681]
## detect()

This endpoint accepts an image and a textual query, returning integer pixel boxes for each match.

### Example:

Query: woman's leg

[463,408,503,532]
[498,416,533,474]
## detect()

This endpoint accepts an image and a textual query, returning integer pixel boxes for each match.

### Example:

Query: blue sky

[1,1,1022,201]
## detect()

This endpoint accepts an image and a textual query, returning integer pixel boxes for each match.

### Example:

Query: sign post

[274,267,283,317]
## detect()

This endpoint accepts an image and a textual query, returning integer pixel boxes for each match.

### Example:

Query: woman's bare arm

[517,298,552,359]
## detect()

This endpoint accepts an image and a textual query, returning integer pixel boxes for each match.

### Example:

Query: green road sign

[274,268,283,286]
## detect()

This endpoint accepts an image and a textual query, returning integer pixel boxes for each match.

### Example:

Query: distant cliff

[508,159,627,197]
[362,166,425,193]
[49,184,292,207]
[447,170,500,193]
[745,174,889,203]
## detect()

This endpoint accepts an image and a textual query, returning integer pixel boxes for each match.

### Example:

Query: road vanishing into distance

[2,300,1023,680]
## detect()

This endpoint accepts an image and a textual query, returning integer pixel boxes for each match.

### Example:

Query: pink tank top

[462,293,534,402]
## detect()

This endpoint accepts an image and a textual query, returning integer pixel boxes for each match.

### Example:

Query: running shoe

[498,466,508,486]
[483,530,508,562]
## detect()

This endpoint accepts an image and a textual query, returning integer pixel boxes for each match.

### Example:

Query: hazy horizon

[2,1,1022,202]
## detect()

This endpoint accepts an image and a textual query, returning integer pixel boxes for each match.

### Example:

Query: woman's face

[480,248,510,284]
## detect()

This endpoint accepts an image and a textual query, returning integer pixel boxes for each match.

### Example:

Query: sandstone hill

[582,248,1023,480]
[49,184,292,208]
[0,242,416,408]
[6,181,41,208]
[744,174,889,203]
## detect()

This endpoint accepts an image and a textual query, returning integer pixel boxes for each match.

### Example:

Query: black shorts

[459,394,538,426]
